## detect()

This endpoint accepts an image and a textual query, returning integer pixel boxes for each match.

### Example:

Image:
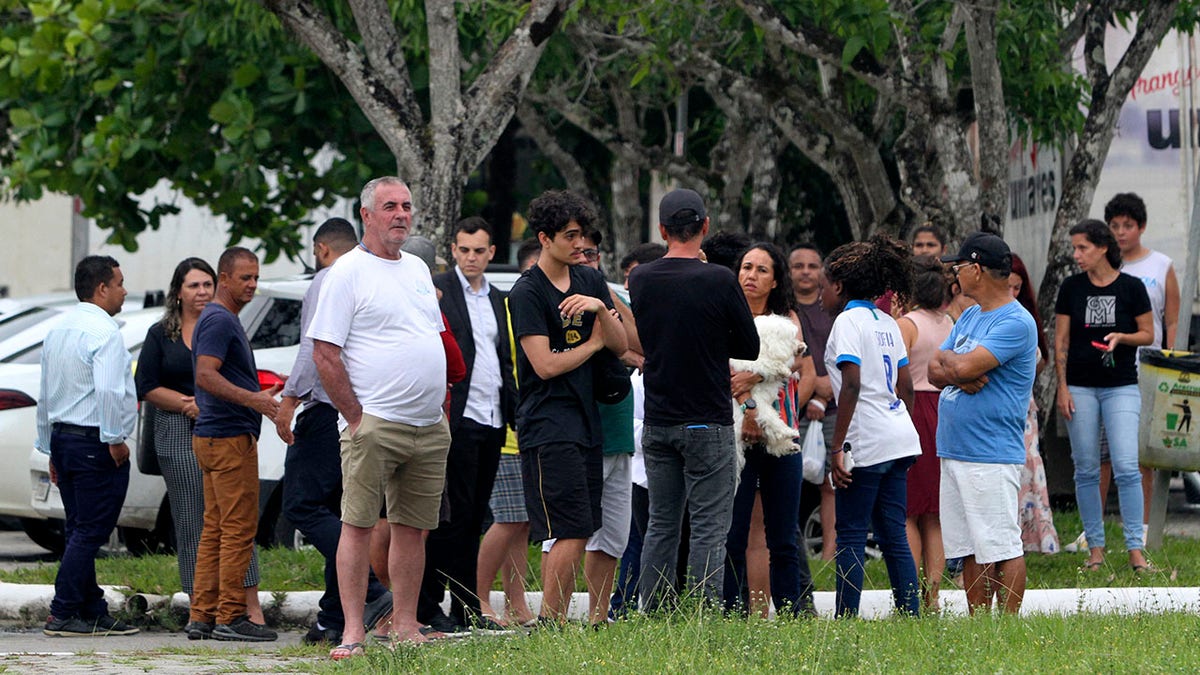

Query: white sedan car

[1,307,162,552]
[16,281,307,553]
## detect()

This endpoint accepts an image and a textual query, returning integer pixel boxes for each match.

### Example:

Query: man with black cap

[929,231,1037,615]
[628,188,759,610]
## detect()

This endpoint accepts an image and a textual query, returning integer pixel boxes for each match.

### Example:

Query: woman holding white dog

[722,242,816,617]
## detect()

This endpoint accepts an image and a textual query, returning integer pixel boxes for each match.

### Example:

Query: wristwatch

[740,398,757,412]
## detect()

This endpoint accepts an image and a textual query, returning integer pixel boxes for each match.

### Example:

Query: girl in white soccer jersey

[821,234,922,618]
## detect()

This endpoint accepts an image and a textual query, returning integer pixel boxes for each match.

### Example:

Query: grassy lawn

[279,611,1200,673]
[3,509,1200,672]
[2,509,1198,595]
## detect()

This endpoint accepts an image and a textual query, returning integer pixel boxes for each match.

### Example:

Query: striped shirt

[280,266,332,407]
[35,302,137,451]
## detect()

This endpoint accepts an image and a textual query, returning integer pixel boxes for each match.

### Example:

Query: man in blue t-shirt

[190,247,282,642]
[930,232,1037,615]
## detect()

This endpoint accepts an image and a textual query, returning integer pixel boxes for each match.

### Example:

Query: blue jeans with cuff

[723,446,813,615]
[835,456,920,618]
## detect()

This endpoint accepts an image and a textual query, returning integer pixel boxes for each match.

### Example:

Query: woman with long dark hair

[723,242,817,617]
[135,258,265,634]
[1055,220,1154,572]
[823,234,921,617]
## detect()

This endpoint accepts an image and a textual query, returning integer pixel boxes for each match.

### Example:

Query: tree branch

[425,0,463,169]
[516,100,598,205]
[262,0,427,175]
[733,0,904,98]
[459,0,574,174]
[1058,0,1091,57]
[346,0,422,130]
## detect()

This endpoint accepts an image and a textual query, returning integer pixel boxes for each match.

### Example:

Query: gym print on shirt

[1085,295,1116,327]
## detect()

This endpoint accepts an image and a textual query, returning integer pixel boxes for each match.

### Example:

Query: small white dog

[731,314,805,470]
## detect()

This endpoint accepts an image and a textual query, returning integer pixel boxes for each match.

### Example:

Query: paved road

[0,530,56,573]
[0,627,318,674]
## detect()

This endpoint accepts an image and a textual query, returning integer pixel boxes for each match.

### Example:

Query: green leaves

[841,34,866,68]
[231,62,260,88]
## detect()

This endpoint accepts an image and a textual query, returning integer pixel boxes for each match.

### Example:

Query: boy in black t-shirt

[508,190,627,623]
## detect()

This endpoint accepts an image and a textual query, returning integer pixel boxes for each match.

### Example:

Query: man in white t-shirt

[1105,192,1181,527]
[309,177,451,654]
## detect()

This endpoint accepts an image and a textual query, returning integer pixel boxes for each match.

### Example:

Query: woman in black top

[135,258,265,626]
[1054,220,1154,573]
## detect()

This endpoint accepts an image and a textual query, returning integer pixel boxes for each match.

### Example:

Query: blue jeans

[638,423,736,611]
[1065,384,1144,551]
[50,429,129,621]
[835,457,919,618]
[282,402,386,630]
[723,447,813,615]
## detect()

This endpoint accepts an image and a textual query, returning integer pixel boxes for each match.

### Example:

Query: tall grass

[303,611,1200,673]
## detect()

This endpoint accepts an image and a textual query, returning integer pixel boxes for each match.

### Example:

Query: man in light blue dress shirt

[35,255,139,637]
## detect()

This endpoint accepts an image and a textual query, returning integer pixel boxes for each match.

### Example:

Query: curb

[3,584,1200,624]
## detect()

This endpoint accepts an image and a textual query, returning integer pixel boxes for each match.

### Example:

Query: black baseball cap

[941,231,1012,273]
[658,188,706,227]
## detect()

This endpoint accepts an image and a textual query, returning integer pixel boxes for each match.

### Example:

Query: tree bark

[263,0,573,247]
[1034,1,1180,417]
[608,151,642,278]
[747,126,784,242]
[963,0,1009,229]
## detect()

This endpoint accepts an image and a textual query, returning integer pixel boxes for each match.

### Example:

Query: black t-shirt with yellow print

[509,264,614,449]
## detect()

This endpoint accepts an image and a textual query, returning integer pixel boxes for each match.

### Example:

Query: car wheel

[20,517,65,555]
[800,502,883,560]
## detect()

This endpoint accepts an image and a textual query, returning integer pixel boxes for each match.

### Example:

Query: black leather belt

[52,423,101,440]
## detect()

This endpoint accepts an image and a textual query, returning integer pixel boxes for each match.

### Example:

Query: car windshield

[2,343,42,364]
[0,307,58,342]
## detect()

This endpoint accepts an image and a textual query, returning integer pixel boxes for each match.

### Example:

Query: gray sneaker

[185,620,214,640]
[93,615,140,636]
[43,615,95,637]
[212,615,277,642]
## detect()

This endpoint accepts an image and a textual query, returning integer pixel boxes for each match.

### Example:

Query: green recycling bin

[1138,349,1200,470]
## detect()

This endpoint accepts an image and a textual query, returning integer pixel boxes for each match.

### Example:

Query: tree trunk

[963,0,1009,229]
[894,110,980,240]
[607,151,642,280]
[748,126,784,242]
[417,162,467,254]
[1034,2,1180,418]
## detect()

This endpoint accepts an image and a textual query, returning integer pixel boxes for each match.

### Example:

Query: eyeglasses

[951,262,976,276]
[582,248,600,261]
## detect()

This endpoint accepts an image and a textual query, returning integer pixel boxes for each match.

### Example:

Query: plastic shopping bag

[801,422,826,484]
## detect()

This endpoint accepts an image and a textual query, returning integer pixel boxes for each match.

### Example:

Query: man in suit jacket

[418,216,518,633]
